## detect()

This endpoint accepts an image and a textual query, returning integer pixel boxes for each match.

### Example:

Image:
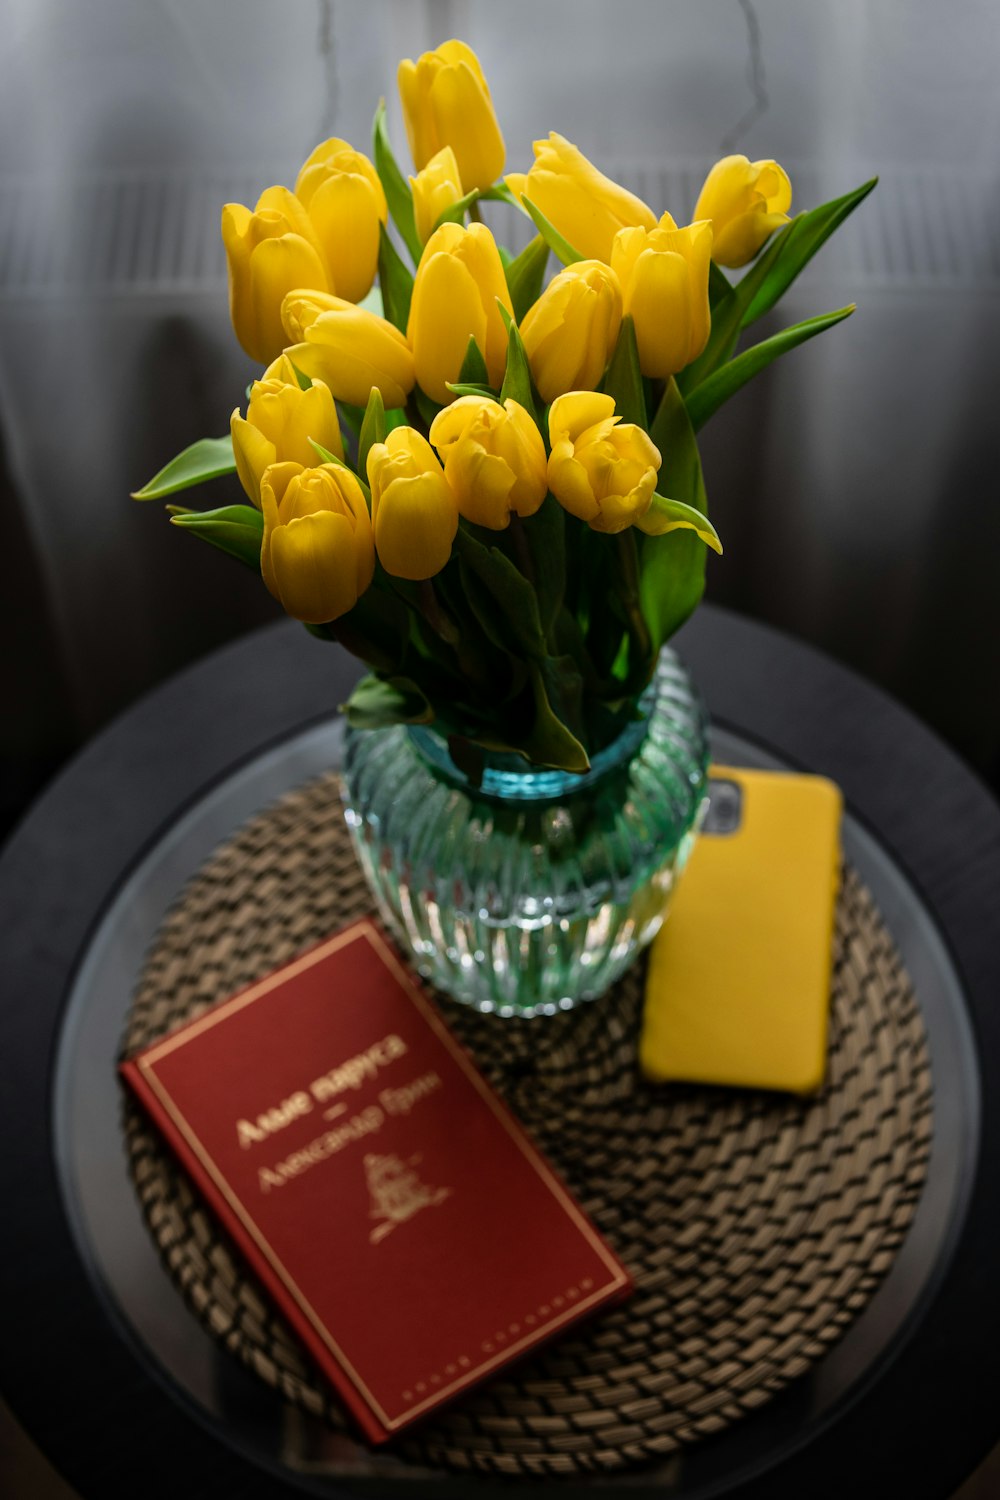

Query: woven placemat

[122,771,933,1478]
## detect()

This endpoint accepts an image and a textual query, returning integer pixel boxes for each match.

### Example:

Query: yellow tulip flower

[411,145,464,245]
[506,134,656,264]
[398,39,505,193]
[281,291,416,410]
[259,461,374,624]
[611,214,712,377]
[366,428,459,580]
[547,392,661,534]
[519,260,622,402]
[294,138,388,304]
[231,357,343,508]
[221,187,329,365]
[407,222,513,403]
[693,155,792,268]
[429,396,547,529]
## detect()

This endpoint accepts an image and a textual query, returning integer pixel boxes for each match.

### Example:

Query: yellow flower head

[611,214,712,378]
[546,392,661,534]
[259,461,374,623]
[506,134,656,264]
[410,145,464,246]
[294,138,388,305]
[281,291,416,410]
[398,39,505,193]
[520,260,622,403]
[366,427,459,580]
[429,396,547,529]
[231,355,343,508]
[693,155,791,268]
[221,187,328,365]
[407,222,512,403]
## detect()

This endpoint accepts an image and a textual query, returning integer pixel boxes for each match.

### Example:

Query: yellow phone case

[640,767,843,1095]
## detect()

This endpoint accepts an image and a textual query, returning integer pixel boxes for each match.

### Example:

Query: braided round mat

[122,771,933,1478]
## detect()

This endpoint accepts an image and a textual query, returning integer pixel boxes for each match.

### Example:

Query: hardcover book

[121,918,632,1443]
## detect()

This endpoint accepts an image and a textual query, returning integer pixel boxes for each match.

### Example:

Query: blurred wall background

[2,0,999,830]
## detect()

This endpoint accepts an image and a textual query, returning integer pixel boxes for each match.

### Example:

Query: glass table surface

[51,715,980,1498]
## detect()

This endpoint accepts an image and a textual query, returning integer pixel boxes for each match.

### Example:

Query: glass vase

[340,648,710,1018]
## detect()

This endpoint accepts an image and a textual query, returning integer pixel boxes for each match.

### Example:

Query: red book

[121,919,632,1444]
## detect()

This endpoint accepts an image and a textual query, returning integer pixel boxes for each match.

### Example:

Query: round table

[2,605,998,1500]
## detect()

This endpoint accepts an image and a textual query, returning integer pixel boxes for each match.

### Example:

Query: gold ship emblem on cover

[365,1152,450,1244]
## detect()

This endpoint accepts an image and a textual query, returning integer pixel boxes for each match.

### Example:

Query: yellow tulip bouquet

[135,39,873,776]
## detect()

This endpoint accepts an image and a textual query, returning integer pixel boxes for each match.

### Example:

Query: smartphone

[639,766,843,1095]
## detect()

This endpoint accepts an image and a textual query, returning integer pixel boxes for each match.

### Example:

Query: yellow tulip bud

[547,392,661,534]
[398,39,505,193]
[693,155,792,268]
[281,291,416,410]
[366,428,459,580]
[411,146,464,246]
[610,214,712,378]
[294,138,388,304]
[259,461,374,624]
[407,222,513,403]
[221,187,329,365]
[231,362,343,508]
[505,134,656,264]
[429,396,547,529]
[519,260,622,403]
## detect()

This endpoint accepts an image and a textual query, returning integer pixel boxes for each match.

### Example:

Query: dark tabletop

[2,603,999,1500]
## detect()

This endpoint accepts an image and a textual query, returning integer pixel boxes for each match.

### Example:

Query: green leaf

[445,382,498,400]
[169,503,262,571]
[601,316,645,427]
[520,195,583,267]
[131,436,235,500]
[290,361,313,392]
[498,315,539,421]
[414,388,441,429]
[372,101,422,266]
[504,233,550,321]
[524,662,589,772]
[638,379,709,653]
[681,179,876,396]
[709,261,733,308]
[648,378,707,511]
[520,494,566,639]
[377,222,414,334]
[457,335,490,388]
[481,182,520,209]
[685,305,856,431]
[741,177,877,328]
[358,386,386,480]
[343,673,433,730]
[308,439,372,502]
[636,493,723,552]
[432,187,480,231]
[453,527,547,662]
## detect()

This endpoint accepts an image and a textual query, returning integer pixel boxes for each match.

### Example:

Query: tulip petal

[230,410,275,507]
[408,251,487,403]
[374,474,458,580]
[245,234,329,365]
[268,510,359,622]
[428,61,505,191]
[307,172,383,304]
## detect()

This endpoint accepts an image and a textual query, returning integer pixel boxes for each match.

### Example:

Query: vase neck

[406,690,655,804]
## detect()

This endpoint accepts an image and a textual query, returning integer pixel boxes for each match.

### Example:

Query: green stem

[616,529,653,683]
[417,579,460,645]
[468,200,484,224]
[507,512,535,586]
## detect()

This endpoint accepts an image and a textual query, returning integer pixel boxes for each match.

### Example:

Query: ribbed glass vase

[340,649,710,1017]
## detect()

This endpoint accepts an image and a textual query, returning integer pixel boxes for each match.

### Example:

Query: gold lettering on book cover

[366,1152,450,1244]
